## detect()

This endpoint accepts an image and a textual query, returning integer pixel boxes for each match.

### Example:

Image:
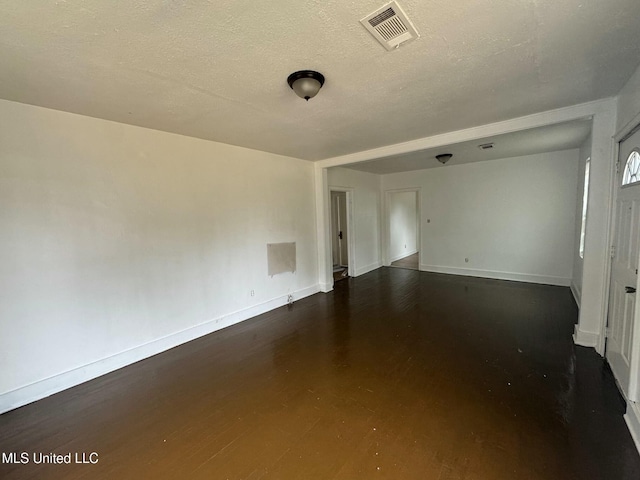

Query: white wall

[382,150,580,285]
[327,167,381,276]
[617,63,640,132]
[388,191,417,262]
[571,133,592,305]
[0,99,318,412]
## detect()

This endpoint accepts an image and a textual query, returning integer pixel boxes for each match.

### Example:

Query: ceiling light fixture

[436,153,453,164]
[478,143,495,150]
[287,70,325,101]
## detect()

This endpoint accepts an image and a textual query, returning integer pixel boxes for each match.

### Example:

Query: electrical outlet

[250,290,255,296]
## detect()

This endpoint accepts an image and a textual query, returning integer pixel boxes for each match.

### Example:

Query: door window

[622,149,640,186]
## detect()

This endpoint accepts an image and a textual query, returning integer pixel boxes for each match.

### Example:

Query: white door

[607,126,640,401]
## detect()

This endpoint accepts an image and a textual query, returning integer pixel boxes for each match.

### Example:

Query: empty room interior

[3,1,640,479]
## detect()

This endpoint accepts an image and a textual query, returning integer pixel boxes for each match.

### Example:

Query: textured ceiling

[1,0,639,161]
[344,119,592,174]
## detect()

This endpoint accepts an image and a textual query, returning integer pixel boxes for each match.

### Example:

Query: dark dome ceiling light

[436,153,453,164]
[287,70,325,101]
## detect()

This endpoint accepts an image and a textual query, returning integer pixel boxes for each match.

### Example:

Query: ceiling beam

[317,98,615,169]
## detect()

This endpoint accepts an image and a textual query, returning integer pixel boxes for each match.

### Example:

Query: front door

[607,126,640,401]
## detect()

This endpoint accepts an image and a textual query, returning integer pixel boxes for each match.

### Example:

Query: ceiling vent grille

[361,1,419,51]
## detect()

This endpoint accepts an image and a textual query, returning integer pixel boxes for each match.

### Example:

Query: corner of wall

[570,282,581,307]
[319,282,333,293]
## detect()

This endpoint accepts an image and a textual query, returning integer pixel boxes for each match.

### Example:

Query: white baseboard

[625,401,640,456]
[419,264,571,287]
[572,325,600,348]
[319,282,333,293]
[355,261,382,277]
[0,284,320,415]
[570,282,581,307]
[390,250,418,263]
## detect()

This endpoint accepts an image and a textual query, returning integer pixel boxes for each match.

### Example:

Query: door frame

[383,187,421,268]
[329,187,355,282]
[603,140,621,356]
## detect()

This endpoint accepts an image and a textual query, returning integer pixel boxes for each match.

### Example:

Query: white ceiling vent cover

[360,1,419,51]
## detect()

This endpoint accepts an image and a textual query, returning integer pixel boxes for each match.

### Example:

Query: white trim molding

[573,325,600,348]
[616,111,640,143]
[390,250,418,263]
[356,261,382,277]
[0,284,320,415]
[420,264,571,287]
[315,165,332,292]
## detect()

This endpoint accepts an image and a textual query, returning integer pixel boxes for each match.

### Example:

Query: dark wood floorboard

[390,252,419,270]
[333,268,348,283]
[1,268,639,479]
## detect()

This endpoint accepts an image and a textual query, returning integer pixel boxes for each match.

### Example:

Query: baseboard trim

[355,261,382,277]
[570,282,581,307]
[0,284,321,415]
[573,325,600,348]
[625,401,640,456]
[390,250,418,263]
[419,264,571,287]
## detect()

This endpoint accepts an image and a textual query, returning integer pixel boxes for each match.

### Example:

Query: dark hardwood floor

[333,267,348,283]
[1,268,639,479]
[390,252,419,270]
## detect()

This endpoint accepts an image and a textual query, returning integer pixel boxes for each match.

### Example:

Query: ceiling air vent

[360,1,419,51]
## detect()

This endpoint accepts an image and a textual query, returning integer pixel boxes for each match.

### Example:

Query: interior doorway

[386,189,420,271]
[607,124,640,402]
[330,190,353,283]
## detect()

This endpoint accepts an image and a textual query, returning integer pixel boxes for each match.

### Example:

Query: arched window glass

[623,150,640,186]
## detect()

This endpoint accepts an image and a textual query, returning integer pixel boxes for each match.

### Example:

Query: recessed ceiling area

[343,119,593,175]
[0,1,639,161]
